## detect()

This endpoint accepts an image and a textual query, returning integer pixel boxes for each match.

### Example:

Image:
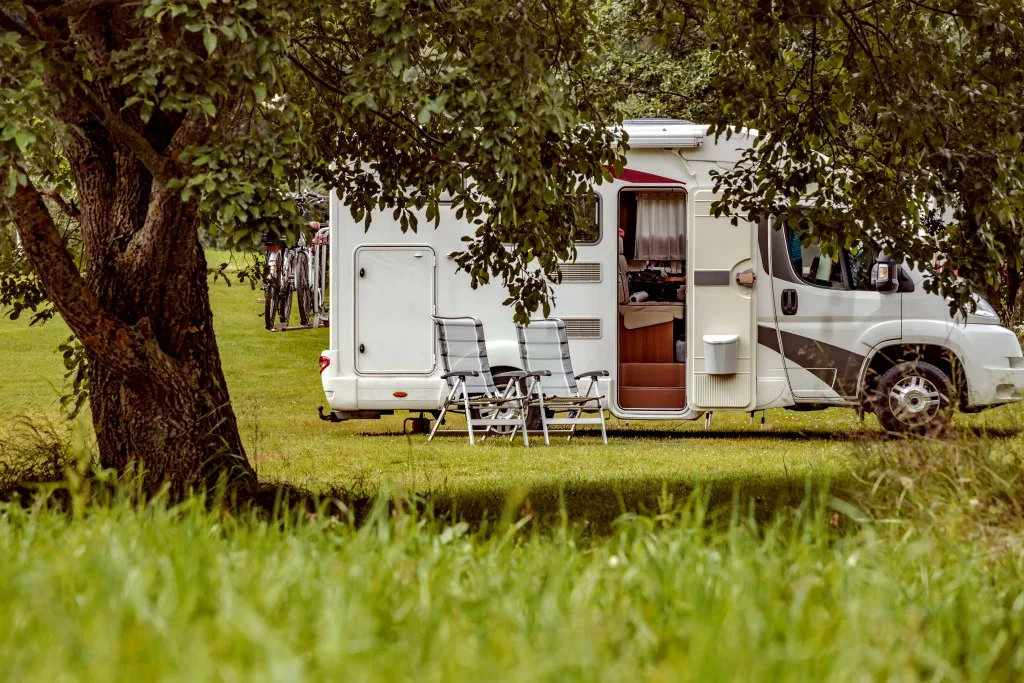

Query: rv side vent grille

[553,262,601,284]
[562,317,602,339]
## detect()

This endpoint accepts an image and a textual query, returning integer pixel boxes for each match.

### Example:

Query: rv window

[844,241,881,290]
[573,197,601,244]
[785,226,845,290]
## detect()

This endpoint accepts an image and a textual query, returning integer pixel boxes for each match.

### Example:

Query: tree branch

[1,170,165,385]
[39,188,81,221]
[41,0,120,20]
[65,73,180,183]
[2,6,180,184]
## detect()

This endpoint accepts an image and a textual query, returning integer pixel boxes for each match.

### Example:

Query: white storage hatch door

[354,246,436,374]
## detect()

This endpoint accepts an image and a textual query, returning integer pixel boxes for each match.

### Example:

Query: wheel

[471,369,542,434]
[297,287,312,327]
[872,361,953,437]
[279,287,292,327]
[264,282,278,331]
[294,251,312,326]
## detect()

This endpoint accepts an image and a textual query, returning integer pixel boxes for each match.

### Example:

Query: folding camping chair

[516,318,609,445]
[429,316,531,446]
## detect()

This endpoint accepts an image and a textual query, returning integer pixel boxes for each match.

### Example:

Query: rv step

[619,363,686,388]
[618,387,687,410]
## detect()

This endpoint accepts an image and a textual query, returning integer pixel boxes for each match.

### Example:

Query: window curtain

[634,192,686,260]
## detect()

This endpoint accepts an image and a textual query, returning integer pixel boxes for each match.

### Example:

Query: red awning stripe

[613,168,686,185]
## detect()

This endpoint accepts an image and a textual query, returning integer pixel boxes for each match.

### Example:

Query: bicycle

[263,236,293,330]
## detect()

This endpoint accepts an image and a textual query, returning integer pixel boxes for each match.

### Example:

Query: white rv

[318,119,1024,435]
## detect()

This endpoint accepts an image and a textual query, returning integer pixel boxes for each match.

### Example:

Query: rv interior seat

[617,235,629,305]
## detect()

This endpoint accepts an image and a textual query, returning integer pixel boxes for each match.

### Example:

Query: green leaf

[203,28,218,55]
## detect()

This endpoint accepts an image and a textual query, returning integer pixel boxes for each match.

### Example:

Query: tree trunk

[86,222,252,495]
[7,177,255,498]
[0,5,256,497]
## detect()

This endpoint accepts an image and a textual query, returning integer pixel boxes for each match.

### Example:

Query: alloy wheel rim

[888,375,942,424]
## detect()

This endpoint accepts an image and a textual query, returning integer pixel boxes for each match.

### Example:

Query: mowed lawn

[5,254,1024,682]
[2,249,1022,508]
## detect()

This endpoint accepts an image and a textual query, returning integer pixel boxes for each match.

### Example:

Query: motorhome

[318,119,1024,435]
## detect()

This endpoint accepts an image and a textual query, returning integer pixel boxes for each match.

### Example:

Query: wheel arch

[859,342,967,408]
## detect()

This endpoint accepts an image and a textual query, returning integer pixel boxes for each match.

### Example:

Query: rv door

[687,191,757,409]
[354,245,437,374]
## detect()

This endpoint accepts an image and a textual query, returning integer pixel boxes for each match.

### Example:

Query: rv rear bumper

[322,374,445,411]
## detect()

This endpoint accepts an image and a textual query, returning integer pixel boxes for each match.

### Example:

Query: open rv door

[687,190,757,410]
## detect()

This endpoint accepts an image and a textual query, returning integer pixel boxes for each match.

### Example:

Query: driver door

[769,226,901,400]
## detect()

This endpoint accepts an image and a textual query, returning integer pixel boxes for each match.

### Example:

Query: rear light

[318,355,330,374]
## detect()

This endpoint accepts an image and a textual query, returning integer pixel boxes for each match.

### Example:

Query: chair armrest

[442,370,480,380]
[525,370,552,378]
[494,370,528,380]
[575,370,610,379]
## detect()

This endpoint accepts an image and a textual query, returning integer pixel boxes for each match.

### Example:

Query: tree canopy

[0,0,624,492]
[664,0,1024,318]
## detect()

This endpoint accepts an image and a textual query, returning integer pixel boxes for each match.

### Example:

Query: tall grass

[2,476,1024,682]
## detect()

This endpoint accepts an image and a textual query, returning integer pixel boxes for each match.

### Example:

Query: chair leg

[520,401,530,447]
[428,385,459,442]
[427,406,447,442]
[599,408,608,445]
[541,410,550,447]
[462,386,476,445]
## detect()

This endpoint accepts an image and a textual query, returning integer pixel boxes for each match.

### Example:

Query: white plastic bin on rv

[703,334,739,375]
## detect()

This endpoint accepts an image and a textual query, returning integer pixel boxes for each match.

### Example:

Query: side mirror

[871,259,899,293]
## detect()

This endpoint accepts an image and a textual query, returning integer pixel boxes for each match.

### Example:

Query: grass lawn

[3,253,1024,681]
[3,250,1021,503]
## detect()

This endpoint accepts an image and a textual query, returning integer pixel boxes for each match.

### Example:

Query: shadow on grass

[357,424,1024,443]
[254,468,845,535]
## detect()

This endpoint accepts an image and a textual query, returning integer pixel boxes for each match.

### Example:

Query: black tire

[472,369,542,434]
[872,361,953,437]
[297,288,312,327]
[294,251,312,327]
[264,282,277,331]
[278,286,292,327]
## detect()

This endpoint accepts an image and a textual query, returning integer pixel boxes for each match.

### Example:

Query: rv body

[320,120,1024,430]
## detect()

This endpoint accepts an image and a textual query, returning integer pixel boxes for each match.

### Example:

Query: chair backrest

[516,319,579,396]
[433,316,496,395]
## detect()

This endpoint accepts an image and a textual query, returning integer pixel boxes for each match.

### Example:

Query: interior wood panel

[620,363,686,388]
[618,319,674,363]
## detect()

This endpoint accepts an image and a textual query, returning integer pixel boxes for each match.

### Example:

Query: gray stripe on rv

[692,270,731,286]
[756,324,865,397]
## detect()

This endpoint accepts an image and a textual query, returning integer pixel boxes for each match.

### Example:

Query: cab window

[844,241,881,291]
[784,225,881,292]
[785,226,845,290]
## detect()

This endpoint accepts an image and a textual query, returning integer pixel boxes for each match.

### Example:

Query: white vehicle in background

[317,119,1024,435]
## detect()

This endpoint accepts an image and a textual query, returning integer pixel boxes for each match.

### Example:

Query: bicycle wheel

[294,250,312,326]
[279,286,292,327]
[264,282,277,331]
[277,251,293,327]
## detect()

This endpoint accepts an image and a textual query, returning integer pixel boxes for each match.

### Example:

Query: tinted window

[845,241,881,291]
[785,226,845,290]
[574,198,601,244]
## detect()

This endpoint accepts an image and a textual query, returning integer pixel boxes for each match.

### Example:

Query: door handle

[781,289,798,315]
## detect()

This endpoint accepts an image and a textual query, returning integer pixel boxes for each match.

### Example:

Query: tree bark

[5,176,255,498]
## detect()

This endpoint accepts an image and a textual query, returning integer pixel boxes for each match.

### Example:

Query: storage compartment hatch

[354,246,436,374]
